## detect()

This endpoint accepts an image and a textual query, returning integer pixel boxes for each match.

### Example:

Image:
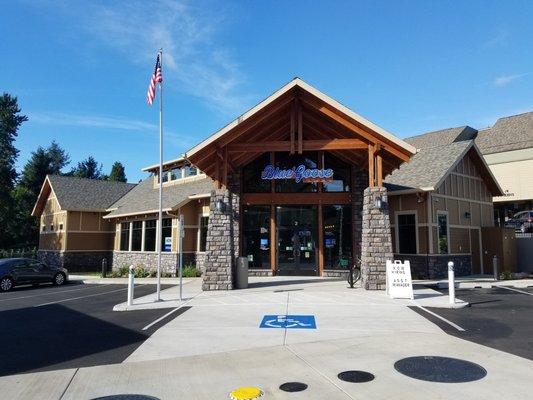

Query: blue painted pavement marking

[259,315,317,329]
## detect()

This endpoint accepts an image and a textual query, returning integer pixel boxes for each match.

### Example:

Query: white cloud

[76,0,252,115]
[483,28,509,48]
[28,111,196,148]
[493,73,528,87]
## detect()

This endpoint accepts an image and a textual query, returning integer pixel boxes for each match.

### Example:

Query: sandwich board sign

[386,260,414,299]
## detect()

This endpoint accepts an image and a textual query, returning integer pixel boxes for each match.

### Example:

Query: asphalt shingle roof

[475,112,533,154]
[404,126,477,150]
[48,175,136,211]
[106,175,213,218]
[384,140,473,191]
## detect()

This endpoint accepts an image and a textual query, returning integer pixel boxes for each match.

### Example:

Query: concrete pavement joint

[58,368,78,400]
[285,345,355,400]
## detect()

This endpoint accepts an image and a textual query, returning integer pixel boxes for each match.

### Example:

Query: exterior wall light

[374,196,382,210]
[215,199,225,212]
[464,211,471,219]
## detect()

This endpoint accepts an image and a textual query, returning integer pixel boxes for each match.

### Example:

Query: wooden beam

[228,139,367,153]
[368,143,375,187]
[318,204,324,276]
[375,144,383,187]
[297,99,303,154]
[304,97,411,162]
[270,205,276,276]
[214,156,221,189]
[290,100,296,154]
[223,146,228,188]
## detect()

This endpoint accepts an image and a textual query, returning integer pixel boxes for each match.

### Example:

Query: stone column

[361,186,393,290]
[202,172,240,291]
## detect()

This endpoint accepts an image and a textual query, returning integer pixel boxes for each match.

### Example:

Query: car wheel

[53,272,66,286]
[0,277,14,292]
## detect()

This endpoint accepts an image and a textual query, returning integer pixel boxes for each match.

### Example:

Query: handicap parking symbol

[259,315,316,329]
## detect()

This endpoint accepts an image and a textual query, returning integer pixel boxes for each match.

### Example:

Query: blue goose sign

[261,164,334,183]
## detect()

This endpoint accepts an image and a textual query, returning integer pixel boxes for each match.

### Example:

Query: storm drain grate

[337,370,375,383]
[394,356,487,383]
[279,382,308,392]
[90,396,160,400]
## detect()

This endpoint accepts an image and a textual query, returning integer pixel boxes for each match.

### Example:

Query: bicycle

[346,256,362,288]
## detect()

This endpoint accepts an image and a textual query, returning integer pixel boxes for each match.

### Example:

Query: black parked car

[0,258,68,292]
[505,211,533,233]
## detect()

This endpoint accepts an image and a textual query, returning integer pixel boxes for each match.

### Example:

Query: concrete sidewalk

[2,331,532,400]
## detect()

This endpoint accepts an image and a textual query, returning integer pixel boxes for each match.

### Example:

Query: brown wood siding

[66,232,114,251]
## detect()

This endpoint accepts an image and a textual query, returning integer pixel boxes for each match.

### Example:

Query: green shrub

[500,270,514,280]
[0,247,37,259]
[182,264,201,277]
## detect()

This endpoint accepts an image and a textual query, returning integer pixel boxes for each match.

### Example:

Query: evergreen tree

[0,93,27,248]
[108,161,127,182]
[70,156,103,179]
[13,142,70,246]
[19,141,70,197]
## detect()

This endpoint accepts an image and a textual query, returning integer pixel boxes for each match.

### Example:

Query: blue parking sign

[259,315,316,329]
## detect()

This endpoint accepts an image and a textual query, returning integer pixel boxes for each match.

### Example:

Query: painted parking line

[0,284,105,303]
[499,286,533,296]
[34,285,147,307]
[412,303,466,332]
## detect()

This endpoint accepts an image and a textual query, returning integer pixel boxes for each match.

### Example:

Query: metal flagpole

[156,48,163,302]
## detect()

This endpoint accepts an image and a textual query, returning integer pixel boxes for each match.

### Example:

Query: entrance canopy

[186,78,416,188]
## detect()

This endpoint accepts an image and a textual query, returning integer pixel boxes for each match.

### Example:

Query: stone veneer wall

[195,252,207,275]
[352,166,368,262]
[112,251,179,276]
[395,254,472,279]
[38,250,112,272]
[249,269,273,277]
[202,172,240,290]
[361,186,393,290]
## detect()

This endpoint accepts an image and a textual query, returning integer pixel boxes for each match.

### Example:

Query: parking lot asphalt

[0,282,183,376]
[411,286,533,361]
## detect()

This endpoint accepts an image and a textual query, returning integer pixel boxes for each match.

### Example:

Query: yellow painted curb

[229,387,264,400]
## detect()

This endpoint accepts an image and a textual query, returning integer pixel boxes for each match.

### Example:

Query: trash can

[236,257,249,289]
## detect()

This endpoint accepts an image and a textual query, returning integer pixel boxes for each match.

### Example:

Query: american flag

[146,54,162,106]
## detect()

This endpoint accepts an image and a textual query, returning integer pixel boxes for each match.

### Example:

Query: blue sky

[1,0,532,182]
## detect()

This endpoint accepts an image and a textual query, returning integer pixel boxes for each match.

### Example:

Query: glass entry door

[276,206,318,276]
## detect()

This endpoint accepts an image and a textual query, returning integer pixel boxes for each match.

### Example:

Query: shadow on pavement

[0,304,147,376]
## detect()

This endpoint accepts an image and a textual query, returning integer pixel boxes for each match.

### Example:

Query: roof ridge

[47,174,135,186]
[494,110,533,122]
[405,125,470,140]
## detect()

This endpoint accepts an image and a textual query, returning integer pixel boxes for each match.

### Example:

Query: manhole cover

[394,356,487,383]
[91,396,160,400]
[279,382,308,392]
[337,370,375,383]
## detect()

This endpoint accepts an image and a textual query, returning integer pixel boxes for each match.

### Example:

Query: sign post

[386,260,414,299]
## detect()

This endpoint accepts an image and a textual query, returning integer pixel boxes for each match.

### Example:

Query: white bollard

[127,265,135,307]
[493,255,499,281]
[448,261,455,305]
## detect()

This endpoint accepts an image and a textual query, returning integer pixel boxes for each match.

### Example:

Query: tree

[108,161,127,182]
[14,142,70,246]
[19,141,70,197]
[70,156,103,180]
[0,93,27,248]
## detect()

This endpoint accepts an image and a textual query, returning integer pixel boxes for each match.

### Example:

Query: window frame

[394,210,419,254]
[197,215,209,252]
[436,210,450,255]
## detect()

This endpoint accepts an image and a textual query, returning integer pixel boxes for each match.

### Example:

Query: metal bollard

[493,255,499,281]
[101,258,108,278]
[127,265,135,307]
[448,261,455,305]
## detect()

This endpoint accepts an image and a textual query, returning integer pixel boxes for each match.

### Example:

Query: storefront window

[437,213,448,254]
[131,221,142,251]
[199,216,209,252]
[243,206,270,269]
[323,153,351,192]
[161,218,172,252]
[120,222,130,251]
[397,213,417,254]
[242,153,271,193]
[323,205,352,269]
[144,219,157,251]
[274,152,318,193]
